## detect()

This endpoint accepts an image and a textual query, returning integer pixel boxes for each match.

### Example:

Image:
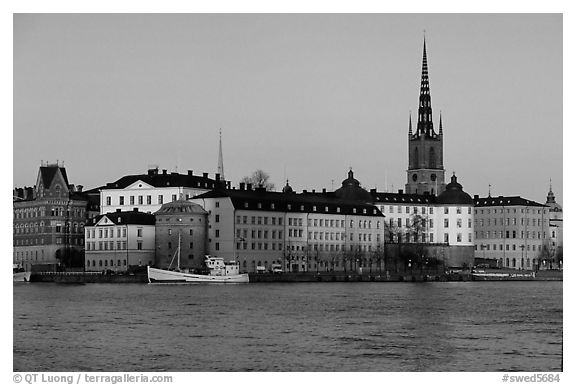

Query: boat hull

[147,266,249,284]
[13,271,31,282]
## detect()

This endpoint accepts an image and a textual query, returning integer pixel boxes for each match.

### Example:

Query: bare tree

[240,169,275,191]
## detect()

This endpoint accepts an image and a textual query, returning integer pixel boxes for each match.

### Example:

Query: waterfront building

[84,209,155,272]
[405,38,446,195]
[98,167,224,215]
[13,162,89,271]
[544,183,563,268]
[191,182,386,273]
[154,199,209,271]
[473,195,549,270]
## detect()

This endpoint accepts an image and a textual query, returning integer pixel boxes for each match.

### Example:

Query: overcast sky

[13,13,562,205]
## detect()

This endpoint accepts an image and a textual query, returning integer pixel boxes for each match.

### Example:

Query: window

[137,228,143,237]
[444,219,449,228]
[444,233,449,243]
[457,207,462,214]
[457,219,462,228]
[172,194,177,202]
[119,196,124,205]
[147,195,152,204]
[106,196,111,206]
[457,233,462,242]
[158,195,163,204]
[215,215,220,223]
[215,202,220,208]
[444,207,449,214]
[137,241,143,250]
[215,230,220,238]
[130,196,135,205]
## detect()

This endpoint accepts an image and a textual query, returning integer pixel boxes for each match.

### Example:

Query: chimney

[303,189,307,194]
[247,183,252,191]
[474,194,479,200]
[240,183,245,191]
[77,185,83,193]
[398,189,404,195]
[148,169,154,176]
[188,170,193,176]
[322,188,327,194]
[312,189,316,193]
[162,169,167,175]
[203,172,209,178]
[215,173,220,181]
[370,188,376,194]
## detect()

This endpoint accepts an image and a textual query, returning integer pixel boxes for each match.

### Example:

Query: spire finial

[488,184,492,197]
[549,178,553,192]
[217,128,225,181]
[408,111,413,135]
[439,110,443,134]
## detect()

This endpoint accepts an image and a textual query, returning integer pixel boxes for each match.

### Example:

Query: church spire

[416,36,435,138]
[217,129,225,181]
[439,111,443,134]
[408,112,413,136]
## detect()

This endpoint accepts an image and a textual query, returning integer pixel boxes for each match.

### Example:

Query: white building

[192,182,386,273]
[84,209,156,272]
[99,168,222,215]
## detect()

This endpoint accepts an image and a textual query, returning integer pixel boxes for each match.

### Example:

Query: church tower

[405,38,446,195]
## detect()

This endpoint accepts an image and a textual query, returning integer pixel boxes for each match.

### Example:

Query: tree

[240,170,275,191]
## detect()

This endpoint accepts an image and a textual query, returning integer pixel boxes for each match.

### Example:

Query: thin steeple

[439,111,443,134]
[416,35,435,138]
[217,129,225,181]
[408,112,413,136]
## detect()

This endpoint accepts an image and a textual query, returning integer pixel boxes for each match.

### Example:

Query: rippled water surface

[13,281,562,371]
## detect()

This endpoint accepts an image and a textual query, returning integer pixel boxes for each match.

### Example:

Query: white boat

[147,234,249,284]
[13,264,31,282]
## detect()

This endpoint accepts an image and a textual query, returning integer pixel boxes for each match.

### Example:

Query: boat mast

[177,231,181,270]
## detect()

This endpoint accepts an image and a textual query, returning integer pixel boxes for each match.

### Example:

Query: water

[13,281,562,372]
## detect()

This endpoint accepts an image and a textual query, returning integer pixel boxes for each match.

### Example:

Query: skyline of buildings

[13,14,562,206]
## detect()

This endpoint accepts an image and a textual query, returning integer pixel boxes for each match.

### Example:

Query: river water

[13,281,562,372]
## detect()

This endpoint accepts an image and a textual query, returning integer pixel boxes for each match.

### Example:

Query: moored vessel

[13,264,31,282]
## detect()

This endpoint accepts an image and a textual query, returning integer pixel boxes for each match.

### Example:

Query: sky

[13,13,562,205]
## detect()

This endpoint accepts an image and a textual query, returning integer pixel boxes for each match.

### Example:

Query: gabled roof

[194,189,384,217]
[86,210,156,226]
[371,192,437,205]
[39,166,69,189]
[100,170,218,190]
[474,196,547,208]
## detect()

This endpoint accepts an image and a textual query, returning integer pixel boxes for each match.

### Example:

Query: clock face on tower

[412,174,418,182]
[431,174,437,182]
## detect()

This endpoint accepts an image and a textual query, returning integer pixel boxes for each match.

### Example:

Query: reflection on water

[13,281,562,371]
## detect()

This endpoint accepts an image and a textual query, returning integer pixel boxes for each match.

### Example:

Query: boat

[147,234,249,284]
[13,264,31,282]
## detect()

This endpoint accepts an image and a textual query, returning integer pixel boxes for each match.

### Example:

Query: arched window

[429,147,436,168]
[506,258,510,267]
[512,258,516,268]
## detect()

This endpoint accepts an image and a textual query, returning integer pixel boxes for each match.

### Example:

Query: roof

[436,174,473,205]
[194,188,384,217]
[333,169,373,202]
[155,199,208,215]
[86,210,156,226]
[39,166,69,189]
[474,196,547,208]
[371,192,437,205]
[100,169,219,190]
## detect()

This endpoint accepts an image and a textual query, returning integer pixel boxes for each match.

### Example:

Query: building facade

[154,199,209,271]
[192,183,386,273]
[13,163,89,271]
[84,209,156,272]
[473,195,549,270]
[99,167,224,215]
[405,39,446,195]
[544,184,563,268]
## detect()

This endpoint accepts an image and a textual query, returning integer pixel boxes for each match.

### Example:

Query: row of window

[13,250,46,261]
[383,206,473,215]
[476,218,543,227]
[86,227,145,239]
[105,193,186,206]
[14,207,85,219]
[14,222,84,234]
[475,243,542,252]
[476,230,543,239]
[389,232,472,244]
[14,238,83,246]
[476,208,545,215]
[86,259,127,267]
[240,201,379,215]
